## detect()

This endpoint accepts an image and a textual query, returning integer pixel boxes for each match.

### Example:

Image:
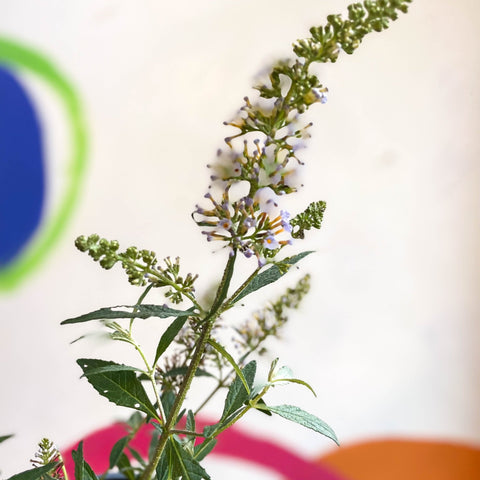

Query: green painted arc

[0,37,87,291]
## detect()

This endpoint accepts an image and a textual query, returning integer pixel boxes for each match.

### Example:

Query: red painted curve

[62,419,346,480]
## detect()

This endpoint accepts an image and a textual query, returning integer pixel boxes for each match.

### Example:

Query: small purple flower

[257,255,267,267]
[217,218,232,230]
[232,161,242,176]
[263,234,279,250]
[243,216,256,229]
[243,196,254,207]
[280,210,292,233]
[311,87,328,104]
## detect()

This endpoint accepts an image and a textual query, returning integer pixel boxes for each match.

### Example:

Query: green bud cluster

[198,0,410,266]
[290,201,327,239]
[294,0,412,62]
[235,274,311,355]
[31,438,64,480]
[75,235,198,304]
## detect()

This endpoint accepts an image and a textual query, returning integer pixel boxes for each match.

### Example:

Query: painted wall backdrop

[1,1,479,479]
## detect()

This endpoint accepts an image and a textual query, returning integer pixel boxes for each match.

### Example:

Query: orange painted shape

[317,439,480,480]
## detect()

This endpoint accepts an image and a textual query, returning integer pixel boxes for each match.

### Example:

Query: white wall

[1,1,479,478]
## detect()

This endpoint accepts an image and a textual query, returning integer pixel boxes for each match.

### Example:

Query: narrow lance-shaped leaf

[184,409,197,453]
[0,434,13,444]
[232,251,314,303]
[6,463,58,480]
[109,436,130,469]
[170,438,211,480]
[209,250,237,313]
[207,338,251,394]
[221,360,256,421]
[116,453,135,480]
[203,360,257,438]
[270,364,317,397]
[154,308,195,365]
[272,377,317,396]
[194,438,217,461]
[127,446,146,467]
[80,364,144,377]
[77,359,159,420]
[163,366,213,378]
[62,304,192,325]
[256,404,339,445]
[155,446,172,480]
[72,441,98,480]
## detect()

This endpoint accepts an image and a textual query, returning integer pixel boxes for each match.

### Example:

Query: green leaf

[272,377,317,396]
[270,364,317,396]
[258,404,339,445]
[128,445,146,466]
[207,339,251,394]
[161,390,176,418]
[71,441,98,480]
[193,438,217,461]
[255,398,272,416]
[156,441,174,480]
[184,409,197,453]
[126,411,145,430]
[221,360,256,421]
[6,463,58,480]
[185,410,196,443]
[116,453,135,480]
[163,367,213,378]
[209,250,237,313]
[80,364,144,377]
[170,438,211,480]
[109,436,129,469]
[154,311,192,365]
[77,358,159,419]
[232,251,314,303]
[62,304,192,325]
[0,434,13,444]
[149,428,161,469]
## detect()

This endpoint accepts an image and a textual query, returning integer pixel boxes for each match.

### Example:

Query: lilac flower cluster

[193,87,329,265]
[193,183,293,266]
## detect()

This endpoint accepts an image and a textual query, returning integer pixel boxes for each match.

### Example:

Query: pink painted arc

[61,419,346,480]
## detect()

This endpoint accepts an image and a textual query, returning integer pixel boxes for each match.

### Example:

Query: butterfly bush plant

[5,2,412,479]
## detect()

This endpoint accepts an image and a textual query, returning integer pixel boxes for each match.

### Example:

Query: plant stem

[139,252,237,480]
[195,338,264,414]
[134,342,166,423]
[170,428,204,437]
[128,284,166,422]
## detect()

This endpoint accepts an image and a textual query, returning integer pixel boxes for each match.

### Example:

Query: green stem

[212,383,270,439]
[127,284,166,422]
[139,251,237,480]
[134,342,166,423]
[170,428,204,437]
[195,337,265,414]
[129,284,154,334]
[126,257,204,314]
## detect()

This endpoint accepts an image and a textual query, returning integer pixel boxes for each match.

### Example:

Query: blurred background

[1,1,479,479]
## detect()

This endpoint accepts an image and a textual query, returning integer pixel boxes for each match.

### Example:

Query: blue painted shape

[0,65,45,267]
